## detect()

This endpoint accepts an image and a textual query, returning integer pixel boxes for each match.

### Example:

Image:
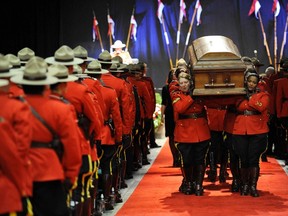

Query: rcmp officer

[10,57,82,215]
[3,54,25,97]
[0,57,33,215]
[206,103,228,183]
[138,61,161,149]
[117,62,137,186]
[98,51,132,201]
[232,70,270,197]
[85,60,123,210]
[46,45,102,215]
[274,61,288,164]
[0,113,27,215]
[128,63,153,167]
[169,72,210,196]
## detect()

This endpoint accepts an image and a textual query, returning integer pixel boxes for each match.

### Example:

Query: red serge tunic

[169,83,210,143]
[101,73,131,135]
[232,92,270,135]
[0,119,26,214]
[100,85,123,144]
[0,93,33,196]
[25,95,82,184]
[275,77,288,118]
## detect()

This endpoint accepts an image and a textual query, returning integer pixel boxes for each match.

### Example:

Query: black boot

[90,178,103,216]
[219,147,228,183]
[102,174,114,210]
[179,167,187,193]
[183,166,194,195]
[249,167,260,197]
[195,165,206,196]
[112,167,123,204]
[240,168,249,196]
[230,162,240,192]
[82,198,91,216]
[208,152,217,182]
[120,160,128,188]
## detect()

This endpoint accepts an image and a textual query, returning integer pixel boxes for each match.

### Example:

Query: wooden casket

[188,35,246,96]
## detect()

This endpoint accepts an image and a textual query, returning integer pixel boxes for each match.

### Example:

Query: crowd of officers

[0,45,160,216]
[162,56,288,197]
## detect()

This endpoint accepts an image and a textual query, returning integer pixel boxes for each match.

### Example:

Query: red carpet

[117,139,288,216]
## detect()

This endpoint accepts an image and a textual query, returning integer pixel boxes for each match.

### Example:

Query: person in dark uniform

[232,70,270,197]
[161,69,179,167]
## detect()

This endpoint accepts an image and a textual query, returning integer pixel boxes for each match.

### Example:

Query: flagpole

[126,7,135,52]
[161,16,173,69]
[182,4,198,59]
[176,0,183,65]
[93,10,104,52]
[279,8,288,71]
[274,13,278,70]
[107,5,113,53]
[258,12,273,65]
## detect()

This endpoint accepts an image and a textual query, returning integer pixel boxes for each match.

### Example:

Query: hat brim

[84,68,109,74]
[45,57,84,66]
[0,70,21,78]
[56,75,78,83]
[111,44,126,49]
[110,69,125,73]
[97,59,118,65]
[10,74,58,85]
[73,74,90,78]
[80,57,95,62]
[0,79,9,87]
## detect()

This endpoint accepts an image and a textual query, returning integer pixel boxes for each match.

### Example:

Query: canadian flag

[107,14,115,39]
[130,15,137,41]
[157,0,165,24]
[248,0,261,19]
[92,16,98,42]
[195,0,202,26]
[179,0,186,24]
[272,0,280,17]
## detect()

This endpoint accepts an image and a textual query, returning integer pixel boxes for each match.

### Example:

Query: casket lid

[188,35,246,72]
[191,35,241,61]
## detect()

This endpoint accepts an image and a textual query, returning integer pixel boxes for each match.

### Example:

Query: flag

[179,0,186,24]
[107,14,115,39]
[272,0,280,17]
[195,0,202,26]
[92,16,99,42]
[130,15,137,41]
[157,0,165,24]
[248,0,261,19]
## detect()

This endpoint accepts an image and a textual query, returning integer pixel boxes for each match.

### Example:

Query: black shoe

[150,143,161,148]
[125,174,133,179]
[261,154,268,162]
[142,159,150,165]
